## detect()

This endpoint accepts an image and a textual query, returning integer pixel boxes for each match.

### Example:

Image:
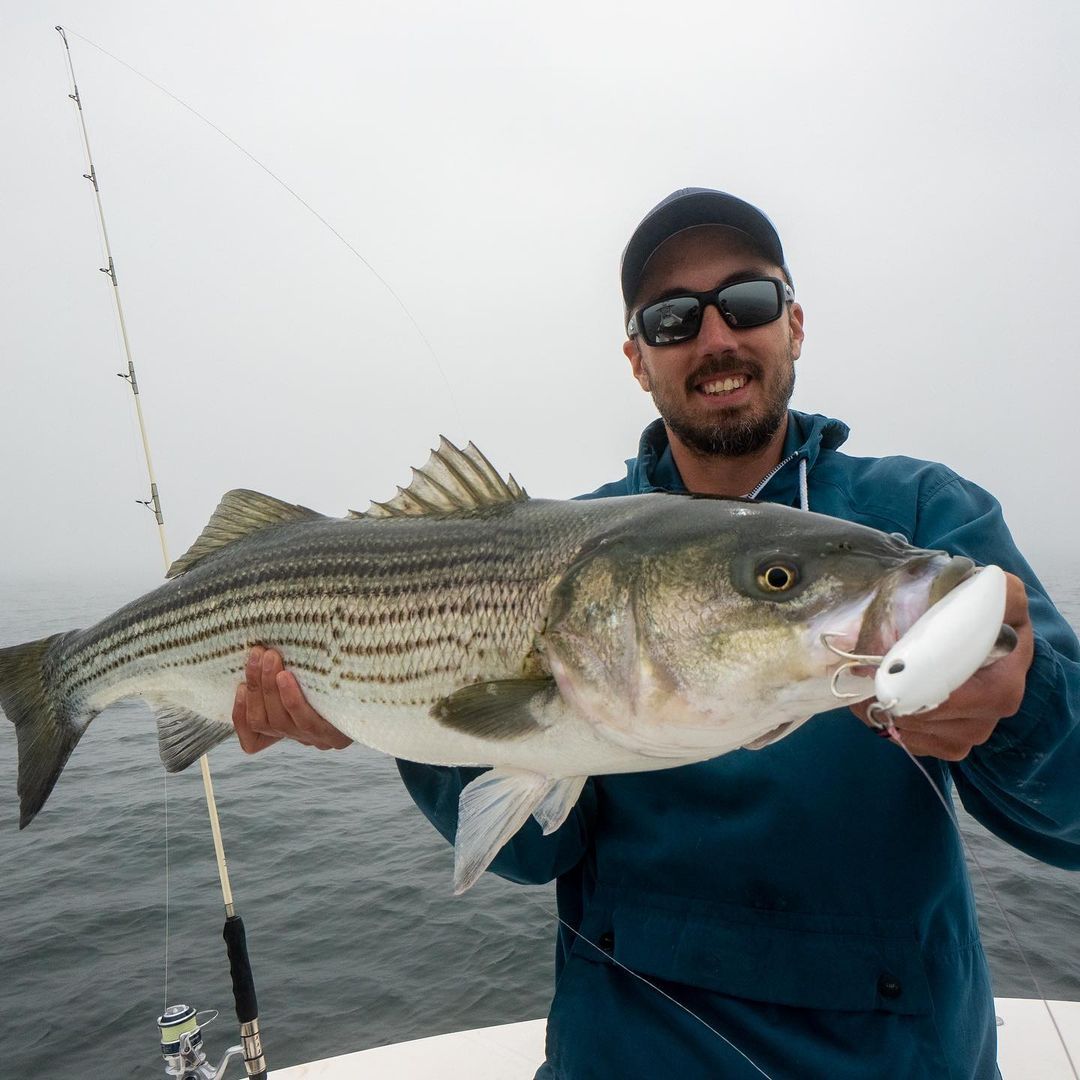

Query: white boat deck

[270,999,1080,1079]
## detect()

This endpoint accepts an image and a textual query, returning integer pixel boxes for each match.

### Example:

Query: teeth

[701,375,748,395]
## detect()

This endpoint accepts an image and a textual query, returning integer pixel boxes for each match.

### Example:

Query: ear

[623,338,651,391]
[788,302,805,361]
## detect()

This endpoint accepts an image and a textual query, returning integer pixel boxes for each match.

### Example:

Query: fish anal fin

[433,677,556,740]
[350,438,528,519]
[167,490,325,578]
[155,708,235,772]
[532,775,587,835]
[453,768,552,894]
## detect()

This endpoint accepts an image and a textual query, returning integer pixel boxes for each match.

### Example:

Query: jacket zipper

[745,451,800,499]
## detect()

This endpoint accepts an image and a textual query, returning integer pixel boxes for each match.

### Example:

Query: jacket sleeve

[913,471,1080,868]
[396,760,596,885]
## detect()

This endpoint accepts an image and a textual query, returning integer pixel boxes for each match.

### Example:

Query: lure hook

[819,632,883,666]
[821,633,884,701]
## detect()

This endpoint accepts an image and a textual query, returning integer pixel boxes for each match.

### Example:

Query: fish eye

[756,561,799,593]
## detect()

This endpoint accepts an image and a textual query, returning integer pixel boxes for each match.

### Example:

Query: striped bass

[0,440,972,891]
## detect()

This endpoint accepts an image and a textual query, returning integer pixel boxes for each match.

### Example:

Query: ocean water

[0,567,1077,1079]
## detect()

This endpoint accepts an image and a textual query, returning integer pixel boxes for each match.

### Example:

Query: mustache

[685,356,764,392]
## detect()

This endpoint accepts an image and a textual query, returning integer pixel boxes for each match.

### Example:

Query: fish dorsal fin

[350,437,527,519]
[166,489,325,578]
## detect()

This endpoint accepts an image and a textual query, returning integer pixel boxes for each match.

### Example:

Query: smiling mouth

[697,374,750,396]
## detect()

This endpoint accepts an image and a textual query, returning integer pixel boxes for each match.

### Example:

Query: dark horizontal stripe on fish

[63,622,389,697]
[63,594,510,678]
[66,606,535,694]
[346,695,442,707]
[339,633,468,657]
[55,598,506,698]
[338,663,459,685]
[56,621,336,697]
[70,570,543,661]
[164,638,332,668]
[152,546,540,610]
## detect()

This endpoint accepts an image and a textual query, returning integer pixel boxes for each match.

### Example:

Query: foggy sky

[2,1,1079,593]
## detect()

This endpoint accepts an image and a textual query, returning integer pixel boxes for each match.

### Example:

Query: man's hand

[851,572,1035,760]
[232,646,353,753]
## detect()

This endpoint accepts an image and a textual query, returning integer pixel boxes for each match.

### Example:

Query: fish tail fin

[0,632,90,829]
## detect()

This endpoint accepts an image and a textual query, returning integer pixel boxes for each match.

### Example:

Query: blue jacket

[398,411,1080,1079]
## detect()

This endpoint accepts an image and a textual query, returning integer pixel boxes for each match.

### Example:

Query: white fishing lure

[874,565,1008,717]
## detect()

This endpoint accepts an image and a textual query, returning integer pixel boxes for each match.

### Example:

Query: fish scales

[50,501,613,727]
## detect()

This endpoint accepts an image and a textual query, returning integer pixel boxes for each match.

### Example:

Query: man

[233,189,1080,1078]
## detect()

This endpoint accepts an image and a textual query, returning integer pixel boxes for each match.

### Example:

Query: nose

[694,301,741,354]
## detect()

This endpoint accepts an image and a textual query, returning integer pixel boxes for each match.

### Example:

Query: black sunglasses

[627,276,795,346]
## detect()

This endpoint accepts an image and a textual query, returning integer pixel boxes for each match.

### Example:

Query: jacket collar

[624,410,850,502]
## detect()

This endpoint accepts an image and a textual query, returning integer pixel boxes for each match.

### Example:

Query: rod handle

[223,915,267,1078]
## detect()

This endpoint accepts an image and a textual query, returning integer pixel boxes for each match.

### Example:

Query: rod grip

[223,914,259,1023]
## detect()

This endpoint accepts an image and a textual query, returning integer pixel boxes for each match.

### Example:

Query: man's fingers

[238,647,306,750]
[276,670,354,750]
[244,647,269,732]
[259,648,296,734]
[892,715,998,760]
[1002,572,1032,630]
[233,683,284,754]
[234,646,353,753]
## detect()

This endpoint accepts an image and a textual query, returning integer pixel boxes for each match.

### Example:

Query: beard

[648,348,796,458]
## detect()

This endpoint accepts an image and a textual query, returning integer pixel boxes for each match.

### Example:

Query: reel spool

[157,1004,242,1080]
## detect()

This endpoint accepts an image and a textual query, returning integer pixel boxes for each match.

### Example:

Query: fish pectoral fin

[532,775,587,835]
[454,768,553,894]
[166,490,325,578]
[741,721,795,751]
[742,716,813,751]
[154,708,236,772]
[433,677,557,740]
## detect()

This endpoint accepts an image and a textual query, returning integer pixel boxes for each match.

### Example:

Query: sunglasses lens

[640,296,703,344]
[635,279,786,345]
[717,279,782,328]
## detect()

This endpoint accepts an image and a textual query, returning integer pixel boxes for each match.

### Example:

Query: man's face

[623,226,805,458]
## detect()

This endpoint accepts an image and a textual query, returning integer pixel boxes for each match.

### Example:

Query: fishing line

[549,912,774,1079]
[61,26,461,424]
[883,725,1080,1079]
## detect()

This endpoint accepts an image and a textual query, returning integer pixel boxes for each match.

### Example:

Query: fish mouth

[854,553,976,658]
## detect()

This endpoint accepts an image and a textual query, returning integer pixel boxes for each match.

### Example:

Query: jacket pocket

[573,884,934,1016]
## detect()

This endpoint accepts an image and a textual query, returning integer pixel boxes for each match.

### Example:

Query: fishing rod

[55,26,266,1080]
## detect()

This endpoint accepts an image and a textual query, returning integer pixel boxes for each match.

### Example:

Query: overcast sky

[2,1,1078,591]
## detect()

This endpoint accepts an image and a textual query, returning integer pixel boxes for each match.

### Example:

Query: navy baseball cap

[621,188,787,308]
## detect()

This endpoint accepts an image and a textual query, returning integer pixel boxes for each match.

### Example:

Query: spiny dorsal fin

[167,489,325,578]
[349,437,527,519]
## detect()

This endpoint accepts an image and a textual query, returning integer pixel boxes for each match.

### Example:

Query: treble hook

[819,632,883,665]
[820,633,884,701]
